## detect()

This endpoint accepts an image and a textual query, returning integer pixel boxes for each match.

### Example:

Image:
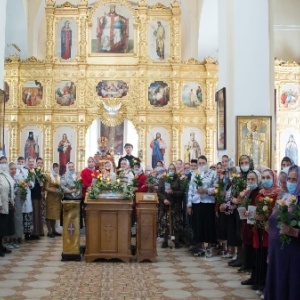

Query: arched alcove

[85,118,138,166]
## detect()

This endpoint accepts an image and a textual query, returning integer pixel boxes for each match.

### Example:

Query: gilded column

[136,125,146,162]
[9,124,18,161]
[9,56,20,109]
[77,125,86,171]
[44,124,53,171]
[79,1,88,62]
[45,1,55,62]
[171,126,179,162]
[171,1,181,62]
[138,0,148,62]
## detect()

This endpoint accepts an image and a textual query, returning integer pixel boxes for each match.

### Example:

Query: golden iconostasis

[2,0,300,172]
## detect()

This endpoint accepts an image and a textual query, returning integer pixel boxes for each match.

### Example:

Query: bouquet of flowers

[214,178,226,204]
[277,195,300,249]
[15,181,28,201]
[193,171,203,188]
[239,188,251,209]
[231,174,247,197]
[132,174,139,187]
[25,168,36,183]
[180,175,190,191]
[164,173,174,184]
[255,196,274,228]
[74,176,83,190]
[35,167,46,183]
[146,172,157,185]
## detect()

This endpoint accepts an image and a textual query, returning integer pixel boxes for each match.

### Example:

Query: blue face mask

[247,183,258,190]
[287,182,297,194]
[156,167,163,172]
[261,179,273,189]
[184,170,190,175]
[168,171,175,176]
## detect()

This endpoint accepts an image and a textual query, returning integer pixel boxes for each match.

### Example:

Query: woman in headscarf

[45,163,63,238]
[239,170,261,273]
[264,165,300,300]
[0,162,15,256]
[80,157,98,198]
[281,156,294,170]
[241,169,281,293]
[116,158,134,185]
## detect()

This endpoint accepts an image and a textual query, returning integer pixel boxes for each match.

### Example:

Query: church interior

[0,0,300,299]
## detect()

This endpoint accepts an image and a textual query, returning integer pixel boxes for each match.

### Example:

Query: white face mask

[199,165,208,173]
[17,165,23,170]
[0,164,9,172]
[241,165,250,172]
[134,168,142,175]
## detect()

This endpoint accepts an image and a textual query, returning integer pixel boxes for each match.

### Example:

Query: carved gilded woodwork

[4,0,219,168]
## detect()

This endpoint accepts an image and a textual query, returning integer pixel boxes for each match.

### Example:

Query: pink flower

[288,206,293,213]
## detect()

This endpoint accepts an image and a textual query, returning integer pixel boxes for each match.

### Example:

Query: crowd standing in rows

[0,142,299,300]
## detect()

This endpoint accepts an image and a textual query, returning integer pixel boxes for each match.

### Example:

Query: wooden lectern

[84,197,133,262]
[61,201,81,261]
[135,193,158,262]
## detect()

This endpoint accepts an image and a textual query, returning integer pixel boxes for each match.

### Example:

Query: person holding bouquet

[264,165,300,300]
[241,169,281,294]
[45,163,63,238]
[187,155,217,256]
[158,163,184,248]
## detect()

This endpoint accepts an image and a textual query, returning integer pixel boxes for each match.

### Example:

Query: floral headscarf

[259,168,282,197]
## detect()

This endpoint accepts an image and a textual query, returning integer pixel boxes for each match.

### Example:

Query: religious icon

[91,3,133,53]
[280,83,299,109]
[96,80,128,98]
[57,133,72,176]
[184,132,201,162]
[100,121,124,155]
[61,20,72,60]
[24,131,40,160]
[285,134,298,165]
[150,132,167,169]
[182,82,202,107]
[22,80,43,107]
[237,116,271,168]
[148,19,170,61]
[55,81,76,106]
[148,81,170,107]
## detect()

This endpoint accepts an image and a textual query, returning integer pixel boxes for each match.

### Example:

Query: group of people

[1,143,299,300]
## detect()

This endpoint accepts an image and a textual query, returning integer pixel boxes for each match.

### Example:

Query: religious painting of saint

[22,81,43,106]
[147,127,170,169]
[280,83,299,109]
[96,80,128,98]
[237,116,271,168]
[182,82,203,107]
[55,81,76,106]
[53,127,76,176]
[280,129,300,168]
[181,129,203,163]
[91,3,134,53]
[56,18,78,60]
[21,127,43,160]
[148,81,170,107]
[216,87,226,150]
[4,82,9,102]
[57,133,72,175]
[285,134,298,165]
[148,19,170,61]
[100,121,124,156]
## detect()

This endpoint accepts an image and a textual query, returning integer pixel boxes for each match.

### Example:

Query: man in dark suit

[117,143,140,169]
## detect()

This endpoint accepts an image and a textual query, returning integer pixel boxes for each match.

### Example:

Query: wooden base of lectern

[61,201,81,261]
[84,198,133,263]
[136,193,158,263]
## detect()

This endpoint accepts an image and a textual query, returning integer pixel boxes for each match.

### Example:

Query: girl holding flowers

[264,165,300,300]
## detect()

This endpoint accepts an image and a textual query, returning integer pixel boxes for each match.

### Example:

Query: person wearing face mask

[132,162,148,193]
[280,156,294,170]
[0,161,16,257]
[264,165,300,300]
[241,169,281,293]
[239,170,261,274]
[187,155,217,256]
[45,163,63,238]
[30,157,45,239]
[228,155,255,268]
[81,157,98,198]
[158,163,184,249]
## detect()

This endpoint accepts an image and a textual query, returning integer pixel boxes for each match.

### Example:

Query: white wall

[0,0,7,88]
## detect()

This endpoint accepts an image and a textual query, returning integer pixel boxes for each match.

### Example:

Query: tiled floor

[0,235,260,300]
